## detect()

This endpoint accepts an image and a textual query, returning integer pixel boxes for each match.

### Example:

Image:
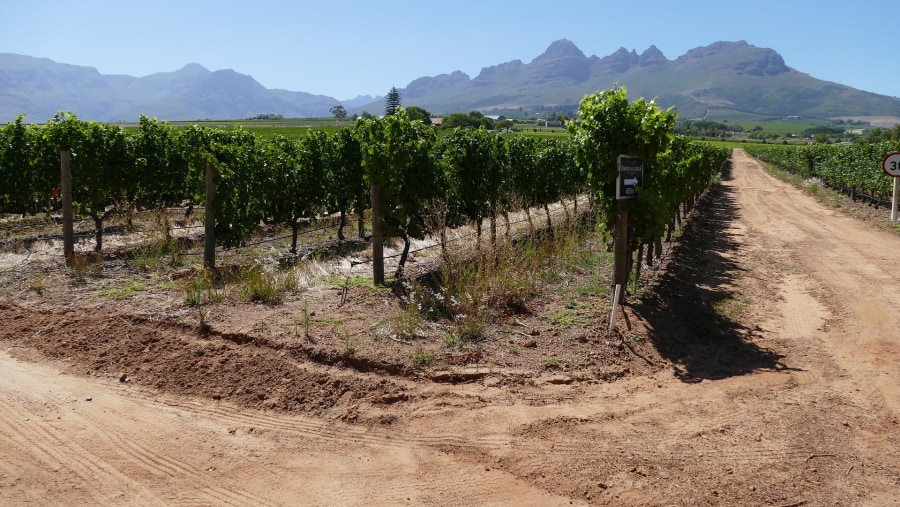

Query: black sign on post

[617,155,644,200]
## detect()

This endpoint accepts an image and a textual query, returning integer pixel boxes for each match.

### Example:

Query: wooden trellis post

[61,150,74,263]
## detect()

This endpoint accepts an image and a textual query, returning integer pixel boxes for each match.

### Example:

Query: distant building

[846,128,870,135]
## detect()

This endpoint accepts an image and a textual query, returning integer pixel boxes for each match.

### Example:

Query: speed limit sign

[883,152,900,177]
[885,152,900,222]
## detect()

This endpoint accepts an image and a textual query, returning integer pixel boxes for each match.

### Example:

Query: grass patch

[713,295,751,321]
[443,334,464,349]
[182,269,222,307]
[326,274,375,289]
[313,314,364,331]
[451,313,486,342]
[28,273,47,294]
[386,212,609,355]
[68,252,103,283]
[435,217,602,321]
[626,332,646,342]
[343,331,358,356]
[157,281,179,290]
[239,265,296,305]
[411,349,435,366]
[572,276,611,297]
[801,177,825,197]
[94,280,147,300]
[392,301,424,340]
[132,238,181,270]
[550,308,588,327]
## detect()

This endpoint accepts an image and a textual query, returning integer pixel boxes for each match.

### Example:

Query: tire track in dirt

[0,352,277,506]
[73,409,271,507]
[0,382,161,505]
[0,349,580,506]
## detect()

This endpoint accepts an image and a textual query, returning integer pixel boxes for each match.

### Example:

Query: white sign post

[893,178,900,222]
[882,152,900,221]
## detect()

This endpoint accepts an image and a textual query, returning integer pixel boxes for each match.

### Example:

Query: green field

[701,110,833,136]
[113,118,357,139]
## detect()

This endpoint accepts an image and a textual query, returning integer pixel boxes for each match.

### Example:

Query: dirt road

[2,149,899,506]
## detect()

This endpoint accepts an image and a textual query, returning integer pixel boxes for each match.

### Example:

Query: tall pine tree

[384,87,401,116]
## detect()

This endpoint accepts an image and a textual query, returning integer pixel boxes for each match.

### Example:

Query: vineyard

[2,89,727,277]
[744,141,900,205]
[1,89,729,377]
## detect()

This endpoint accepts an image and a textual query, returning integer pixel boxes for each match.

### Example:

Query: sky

[2,0,897,101]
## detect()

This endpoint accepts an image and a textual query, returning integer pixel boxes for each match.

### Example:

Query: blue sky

[3,1,897,101]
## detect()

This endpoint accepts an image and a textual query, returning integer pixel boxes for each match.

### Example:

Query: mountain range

[3,40,900,123]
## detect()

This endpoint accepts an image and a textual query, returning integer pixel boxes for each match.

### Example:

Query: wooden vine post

[204,160,216,271]
[612,202,629,298]
[60,150,75,263]
[371,182,384,285]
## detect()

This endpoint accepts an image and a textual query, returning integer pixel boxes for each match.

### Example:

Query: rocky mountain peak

[639,45,668,66]
[177,63,209,73]
[532,39,586,63]
[679,41,788,76]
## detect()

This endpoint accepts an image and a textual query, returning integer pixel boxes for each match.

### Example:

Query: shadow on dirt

[630,159,790,381]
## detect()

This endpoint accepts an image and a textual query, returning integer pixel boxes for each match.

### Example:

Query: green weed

[452,313,486,342]
[68,253,89,284]
[443,334,464,349]
[551,308,588,327]
[95,280,147,300]
[411,349,435,366]
[802,177,824,197]
[132,238,181,270]
[392,301,423,340]
[542,356,561,369]
[326,275,374,289]
[183,269,221,307]
[239,265,290,304]
[29,273,46,294]
[626,332,646,342]
[343,331,357,356]
[301,300,311,340]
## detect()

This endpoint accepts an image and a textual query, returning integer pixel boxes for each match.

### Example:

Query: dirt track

[2,148,899,506]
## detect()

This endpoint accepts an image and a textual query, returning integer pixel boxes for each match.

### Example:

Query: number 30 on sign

[883,152,900,177]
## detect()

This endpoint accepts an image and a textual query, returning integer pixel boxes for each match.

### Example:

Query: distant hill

[364,40,900,120]
[0,54,342,122]
[3,40,900,122]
